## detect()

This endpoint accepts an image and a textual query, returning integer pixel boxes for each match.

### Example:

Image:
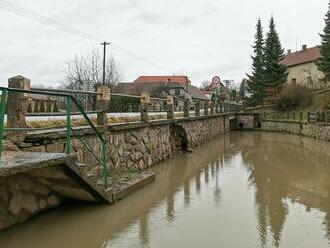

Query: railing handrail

[1,87,191,104]
[0,87,74,98]
[31,87,171,102]
[0,87,106,143]
[31,87,101,96]
[0,86,109,188]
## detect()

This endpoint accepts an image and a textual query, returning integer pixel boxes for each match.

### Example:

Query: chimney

[302,45,307,51]
[287,49,291,54]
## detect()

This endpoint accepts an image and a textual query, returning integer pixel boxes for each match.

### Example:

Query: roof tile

[281,47,321,67]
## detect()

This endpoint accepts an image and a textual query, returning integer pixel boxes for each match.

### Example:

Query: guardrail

[0,86,110,189]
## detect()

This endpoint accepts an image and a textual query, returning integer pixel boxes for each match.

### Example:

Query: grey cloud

[0,0,328,87]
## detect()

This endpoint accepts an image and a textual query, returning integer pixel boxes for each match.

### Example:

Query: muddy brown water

[1,131,330,248]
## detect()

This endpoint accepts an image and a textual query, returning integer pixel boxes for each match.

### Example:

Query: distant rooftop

[282,46,321,67]
[134,76,191,89]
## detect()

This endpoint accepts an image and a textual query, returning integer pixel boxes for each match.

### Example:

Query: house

[201,77,230,101]
[282,45,323,89]
[113,75,208,111]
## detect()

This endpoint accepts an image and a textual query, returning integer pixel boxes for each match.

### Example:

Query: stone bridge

[0,75,257,231]
[0,112,260,231]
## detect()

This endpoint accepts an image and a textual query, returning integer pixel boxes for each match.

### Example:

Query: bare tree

[65,48,121,91]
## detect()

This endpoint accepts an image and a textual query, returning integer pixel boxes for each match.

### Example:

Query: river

[0,131,330,248]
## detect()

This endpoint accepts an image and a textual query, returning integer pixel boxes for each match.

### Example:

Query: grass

[25,113,176,128]
[263,111,308,122]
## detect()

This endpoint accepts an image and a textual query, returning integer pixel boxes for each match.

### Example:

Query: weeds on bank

[26,113,172,128]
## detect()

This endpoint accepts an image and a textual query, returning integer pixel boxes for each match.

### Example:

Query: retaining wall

[261,120,330,141]
[0,114,236,231]
[17,114,233,172]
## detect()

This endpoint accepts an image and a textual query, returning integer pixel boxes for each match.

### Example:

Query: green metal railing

[0,87,109,188]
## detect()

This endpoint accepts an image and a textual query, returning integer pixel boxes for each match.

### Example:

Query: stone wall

[75,115,229,171]
[180,116,228,148]
[261,120,330,141]
[76,125,172,171]
[0,153,112,232]
[236,114,257,129]
[17,115,233,172]
[261,120,302,135]
[0,173,61,231]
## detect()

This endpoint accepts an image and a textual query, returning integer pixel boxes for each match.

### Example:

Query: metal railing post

[0,89,7,161]
[102,141,108,188]
[66,96,72,154]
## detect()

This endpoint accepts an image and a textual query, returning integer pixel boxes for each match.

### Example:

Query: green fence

[0,87,109,189]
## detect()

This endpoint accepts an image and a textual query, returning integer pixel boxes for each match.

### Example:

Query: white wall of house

[286,62,325,89]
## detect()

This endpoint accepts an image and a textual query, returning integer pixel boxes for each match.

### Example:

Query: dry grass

[26,113,172,128]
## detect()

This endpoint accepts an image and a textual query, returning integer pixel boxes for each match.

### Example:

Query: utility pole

[101,41,111,85]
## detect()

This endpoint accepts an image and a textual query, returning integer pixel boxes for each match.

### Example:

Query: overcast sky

[0,0,328,87]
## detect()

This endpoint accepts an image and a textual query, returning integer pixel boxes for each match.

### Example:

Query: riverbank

[260,119,330,141]
[1,132,330,248]
[0,113,237,231]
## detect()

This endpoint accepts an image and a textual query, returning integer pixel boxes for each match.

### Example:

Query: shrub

[275,85,313,111]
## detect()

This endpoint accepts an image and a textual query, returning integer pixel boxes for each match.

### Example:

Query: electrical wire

[0,0,174,74]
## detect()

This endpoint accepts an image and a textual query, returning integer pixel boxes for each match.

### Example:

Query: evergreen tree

[246,19,266,105]
[239,79,247,100]
[263,17,288,98]
[316,1,330,83]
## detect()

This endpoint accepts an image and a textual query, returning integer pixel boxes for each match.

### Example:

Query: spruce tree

[316,1,330,83]
[263,17,288,98]
[247,19,266,105]
[239,79,246,100]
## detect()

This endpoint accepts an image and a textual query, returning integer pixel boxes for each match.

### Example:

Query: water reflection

[235,132,330,247]
[213,160,222,207]
[138,215,150,247]
[0,132,330,247]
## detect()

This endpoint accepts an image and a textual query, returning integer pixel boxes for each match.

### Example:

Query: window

[175,89,181,95]
[292,78,297,85]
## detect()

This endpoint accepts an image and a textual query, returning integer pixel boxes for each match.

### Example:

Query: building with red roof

[281,45,323,89]
[113,75,208,111]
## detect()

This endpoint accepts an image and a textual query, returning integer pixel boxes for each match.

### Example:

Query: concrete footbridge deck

[0,151,157,231]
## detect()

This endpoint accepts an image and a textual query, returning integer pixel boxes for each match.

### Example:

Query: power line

[0,0,101,41]
[0,0,173,74]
